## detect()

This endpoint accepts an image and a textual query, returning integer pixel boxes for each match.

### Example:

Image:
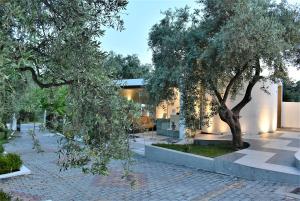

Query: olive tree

[104,51,151,79]
[0,0,139,174]
[148,0,300,148]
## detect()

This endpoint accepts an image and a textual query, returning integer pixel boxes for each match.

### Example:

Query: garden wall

[281,102,300,128]
[202,81,278,134]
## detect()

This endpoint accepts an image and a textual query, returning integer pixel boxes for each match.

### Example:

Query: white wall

[156,89,180,119]
[203,81,278,135]
[282,102,300,128]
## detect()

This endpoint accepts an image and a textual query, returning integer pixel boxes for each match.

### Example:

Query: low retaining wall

[295,151,300,170]
[156,119,179,138]
[145,145,214,171]
[145,145,300,185]
[0,165,31,179]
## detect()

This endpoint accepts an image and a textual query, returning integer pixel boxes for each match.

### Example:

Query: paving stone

[0,124,299,201]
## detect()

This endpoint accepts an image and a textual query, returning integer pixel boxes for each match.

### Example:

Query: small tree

[148,0,300,149]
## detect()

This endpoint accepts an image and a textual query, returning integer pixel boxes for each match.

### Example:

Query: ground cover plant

[154,143,236,158]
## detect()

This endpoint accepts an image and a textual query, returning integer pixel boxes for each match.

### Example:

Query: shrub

[0,144,4,154]
[0,130,9,140]
[0,190,11,201]
[0,153,22,174]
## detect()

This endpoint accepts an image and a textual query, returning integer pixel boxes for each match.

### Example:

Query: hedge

[0,153,22,174]
[0,190,11,201]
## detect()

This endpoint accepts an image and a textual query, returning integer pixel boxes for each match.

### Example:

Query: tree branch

[232,60,263,114]
[222,64,248,104]
[209,80,223,104]
[19,67,73,88]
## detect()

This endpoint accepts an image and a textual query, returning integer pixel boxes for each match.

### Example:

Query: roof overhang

[116,78,145,88]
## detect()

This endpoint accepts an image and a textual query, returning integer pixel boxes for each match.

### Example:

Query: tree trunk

[219,106,243,149]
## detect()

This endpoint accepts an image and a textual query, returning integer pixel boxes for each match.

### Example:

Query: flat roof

[116,78,145,87]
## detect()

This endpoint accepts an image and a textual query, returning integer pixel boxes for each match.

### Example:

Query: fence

[281,102,300,128]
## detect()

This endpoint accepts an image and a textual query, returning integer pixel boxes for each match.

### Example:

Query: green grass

[153,143,236,158]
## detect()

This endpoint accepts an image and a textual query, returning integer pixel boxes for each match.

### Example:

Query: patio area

[131,130,300,184]
[194,131,300,171]
[1,124,299,200]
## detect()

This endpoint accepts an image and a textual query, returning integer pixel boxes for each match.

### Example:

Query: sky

[102,0,300,81]
[102,0,197,64]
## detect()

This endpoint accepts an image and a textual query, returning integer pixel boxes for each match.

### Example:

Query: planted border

[145,142,300,185]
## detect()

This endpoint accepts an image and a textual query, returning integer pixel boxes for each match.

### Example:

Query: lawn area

[153,143,236,158]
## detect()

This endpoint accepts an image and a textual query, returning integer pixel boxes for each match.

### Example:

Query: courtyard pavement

[194,131,300,176]
[1,124,300,201]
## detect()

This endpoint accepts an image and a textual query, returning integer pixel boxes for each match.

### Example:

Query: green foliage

[0,153,22,174]
[39,87,68,115]
[0,129,8,154]
[0,67,20,126]
[16,83,68,121]
[0,0,141,175]
[0,144,4,154]
[0,127,9,140]
[283,80,300,102]
[104,52,151,79]
[58,69,140,174]
[0,190,12,201]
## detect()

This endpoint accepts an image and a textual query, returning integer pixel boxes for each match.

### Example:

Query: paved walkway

[1,125,300,201]
[194,131,300,176]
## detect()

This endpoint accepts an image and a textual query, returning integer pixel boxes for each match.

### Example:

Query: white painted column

[43,110,47,127]
[12,113,17,131]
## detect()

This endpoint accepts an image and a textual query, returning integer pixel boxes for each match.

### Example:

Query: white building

[119,79,300,139]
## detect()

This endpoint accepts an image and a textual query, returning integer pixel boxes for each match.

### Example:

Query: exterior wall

[282,102,300,128]
[203,81,278,135]
[155,89,180,119]
[120,88,147,103]
[119,79,280,135]
[120,88,154,117]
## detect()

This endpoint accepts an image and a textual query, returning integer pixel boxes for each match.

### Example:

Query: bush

[0,144,4,154]
[0,190,11,201]
[0,153,22,174]
[0,129,9,140]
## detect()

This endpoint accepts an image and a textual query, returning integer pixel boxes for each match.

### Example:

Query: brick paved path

[0,124,299,201]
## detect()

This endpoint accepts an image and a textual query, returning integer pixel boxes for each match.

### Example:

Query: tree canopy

[147,0,300,148]
[104,51,151,79]
[0,0,140,174]
[283,80,300,102]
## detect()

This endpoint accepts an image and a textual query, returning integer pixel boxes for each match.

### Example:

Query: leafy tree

[0,0,139,174]
[104,51,151,79]
[283,80,300,102]
[147,0,300,148]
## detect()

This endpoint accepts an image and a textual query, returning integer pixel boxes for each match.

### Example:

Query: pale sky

[101,0,300,81]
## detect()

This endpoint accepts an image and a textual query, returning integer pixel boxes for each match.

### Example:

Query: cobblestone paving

[0,125,299,201]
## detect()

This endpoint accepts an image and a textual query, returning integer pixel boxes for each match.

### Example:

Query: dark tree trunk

[219,106,243,149]
[211,61,262,149]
